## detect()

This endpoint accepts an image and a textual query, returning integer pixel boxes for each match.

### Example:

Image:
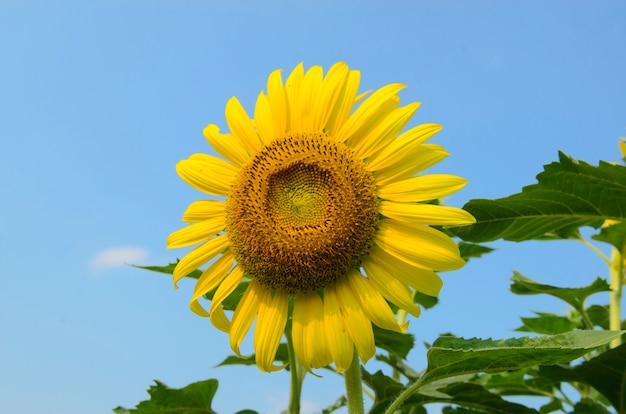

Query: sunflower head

[167,62,475,373]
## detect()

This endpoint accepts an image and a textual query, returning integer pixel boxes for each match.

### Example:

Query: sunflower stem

[609,245,623,348]
[344,350,365,414]
[286,329,303,414]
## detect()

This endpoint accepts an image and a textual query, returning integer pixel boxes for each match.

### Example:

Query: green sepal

[215,343,290,368]
[372,325,415,359]
[457,241,495,262]
[135,262,202,279]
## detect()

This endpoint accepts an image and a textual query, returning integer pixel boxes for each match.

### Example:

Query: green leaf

[458,241,495,261]
[450,152,626,243]
[573,343,626,413]
[113,379,220,413]
[420,331,623,386]
[476,369,552,397]
[541,343,626,413]
[516,312,579,335]
[509,273,610,313]
[437,382,539,414]
[363,370,539,414]
[442,408,484,414]
[539,398,563,414]
[587,305,611,330]
[570,399,612,414]
[372,325,415,359]
[592,221,626,251]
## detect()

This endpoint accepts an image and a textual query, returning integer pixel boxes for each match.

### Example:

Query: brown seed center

[225,132,379,294]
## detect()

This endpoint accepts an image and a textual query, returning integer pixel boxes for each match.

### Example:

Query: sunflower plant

[115,64,626,414]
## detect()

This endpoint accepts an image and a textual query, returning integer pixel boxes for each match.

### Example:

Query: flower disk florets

[225,132,379,294]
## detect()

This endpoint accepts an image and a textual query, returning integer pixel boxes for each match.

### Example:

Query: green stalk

[344,350,365,414]
[609,246,623,348]
[577,236,611,266]
[286,329,303,414]
[382,375,426,414]
[578,305,596,331]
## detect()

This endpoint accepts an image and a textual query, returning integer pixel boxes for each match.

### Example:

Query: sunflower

[167,62,475,373]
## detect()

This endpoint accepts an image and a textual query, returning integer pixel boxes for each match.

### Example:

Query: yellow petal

[291,293,308,368]
[293,291,332,371]
[254,291,288,372]
[374,144,449,186]
[254,92,276,146]
[366,246,443,297]
[347,269,406,333]
[379,202,476,225]
[190,300,211,317]
[209,265,243,316]
[172,235,229,286]
[366,123,442,171]
[181,200,225,223]
[285,62,305,132]
[208,265,244,332]
[336,83,405,144]
[619,139,626,159]
[323,284,354,372]
[189,250,234,302]
[352,102,421,161]
[378,174,469,203]
[176,155,238,196]
[203,124,250,167]
[209,303,232,333]
[266,68,287,138]
[374,220,464,271]
[363,260,422,317]
[229,279,263,356]
[167,217,225,248]
[225,96,262,154]
[299,65,323,131]
[324,69,360,136]
[312,62,349,131]
[335,277,375,363]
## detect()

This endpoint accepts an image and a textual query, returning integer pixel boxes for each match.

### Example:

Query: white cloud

[300,400,318,414]
[265,394,318,414]
[89,246,150,271]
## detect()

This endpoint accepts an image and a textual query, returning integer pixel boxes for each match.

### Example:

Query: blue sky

[1,1,625,413]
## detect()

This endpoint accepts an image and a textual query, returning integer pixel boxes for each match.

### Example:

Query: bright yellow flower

[167,62,475,373]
